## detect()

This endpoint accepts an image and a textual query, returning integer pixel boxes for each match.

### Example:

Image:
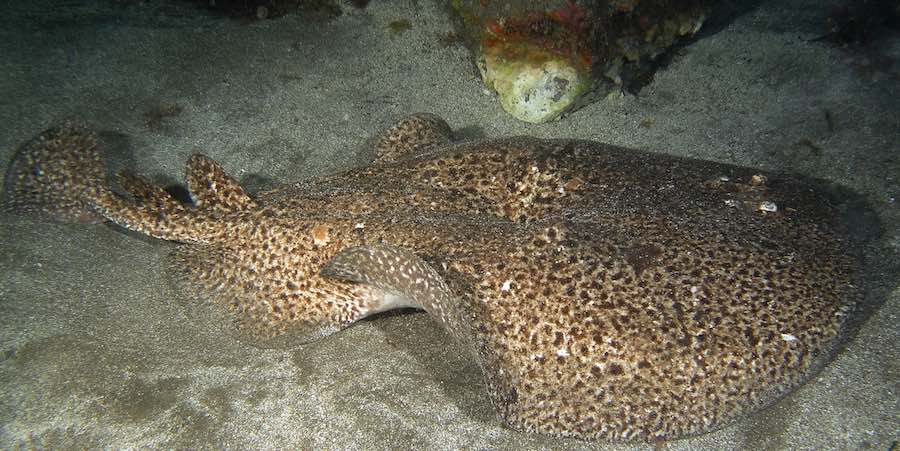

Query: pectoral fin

[322,244,471,340]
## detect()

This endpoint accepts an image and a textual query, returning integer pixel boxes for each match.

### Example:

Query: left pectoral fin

[321,244,453,315]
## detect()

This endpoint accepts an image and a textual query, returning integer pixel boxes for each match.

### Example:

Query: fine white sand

[1,0,897,448]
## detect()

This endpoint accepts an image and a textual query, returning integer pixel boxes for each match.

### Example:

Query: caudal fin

[2,125,221,245]
[2,124,106,223]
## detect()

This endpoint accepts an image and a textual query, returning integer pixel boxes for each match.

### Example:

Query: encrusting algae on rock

[450,0,714,123]
[2,114,872,441]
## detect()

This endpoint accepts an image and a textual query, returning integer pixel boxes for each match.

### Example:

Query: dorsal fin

[116,170,185,213]
[373,113,453,164]
[186,154,257,214]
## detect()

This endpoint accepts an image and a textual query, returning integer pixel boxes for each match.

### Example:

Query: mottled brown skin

[2,115,862,441]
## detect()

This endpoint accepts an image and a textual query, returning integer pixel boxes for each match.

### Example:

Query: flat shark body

[2,114,869,441]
